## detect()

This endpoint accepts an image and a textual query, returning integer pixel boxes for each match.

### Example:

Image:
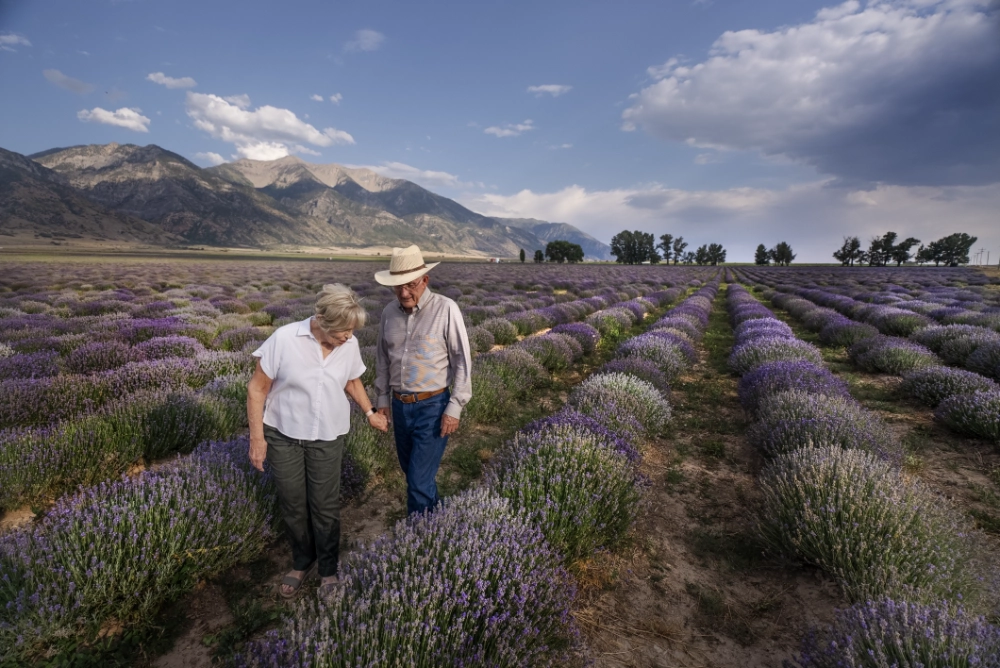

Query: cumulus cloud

[329,93,342,105]
[622,0,1000,187]
[484,119,535,138]
[527,84,572,97]
[195,151,226,166]
[185,91,355,160]
[146,72,197,89]
[43,69,95,94]
[346,161,471,190]
[77,107,150,132]
[1,33,32,51]
[310,94,324,101]
[463,180,1000,263]
[344,29,384,52]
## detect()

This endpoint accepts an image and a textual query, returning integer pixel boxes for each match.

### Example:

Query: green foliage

[544,240,584,263]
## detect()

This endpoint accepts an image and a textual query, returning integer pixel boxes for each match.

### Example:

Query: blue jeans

[392,390,450,515]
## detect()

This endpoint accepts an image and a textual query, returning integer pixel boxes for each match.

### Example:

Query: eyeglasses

[393,278,425,293]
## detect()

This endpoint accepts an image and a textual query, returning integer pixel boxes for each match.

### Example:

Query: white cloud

[462,180,1000,263]
[185,91,355,160]
[195,151,226,166]
[146,72,197,89]
[484,119,535,138]
[622,0,1000,187]
[548,143,573,150]
[344,29,384,53]
[347,161,468,190]
[329,93,342,105]
[310,94,324,102]
[527,84,572,97]
[0,33,31,52]
[43,69,95,94]
[77,107,150,132]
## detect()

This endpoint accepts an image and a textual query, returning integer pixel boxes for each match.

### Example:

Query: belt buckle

[400,392,416,404]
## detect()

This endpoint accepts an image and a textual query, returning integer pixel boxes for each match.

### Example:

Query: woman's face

[321,329,353,347]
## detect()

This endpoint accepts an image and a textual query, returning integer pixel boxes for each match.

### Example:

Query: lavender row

[724,283,997,666]
[738,273,1000,444]
[236,281,716,666]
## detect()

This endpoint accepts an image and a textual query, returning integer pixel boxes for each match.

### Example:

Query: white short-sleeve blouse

[252,318,366,441]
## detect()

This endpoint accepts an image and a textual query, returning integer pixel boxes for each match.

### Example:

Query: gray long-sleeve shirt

[375,287,472,419]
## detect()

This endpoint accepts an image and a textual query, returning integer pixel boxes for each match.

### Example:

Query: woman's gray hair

[314,283,367,331]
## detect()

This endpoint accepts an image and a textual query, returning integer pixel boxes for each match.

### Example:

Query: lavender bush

[935,389,1000,442]
[485,429,643,561]
[467,325,495,353]
[758,446,976,603]
[550,322,600,354]
[787,598,1000,668]
[0,438,278,661]
[568,372,671,437]
[851,337,940,375]
[0,350,61,379]
[738,362,851,415]
[729,337,823,376]
[598,357,672,394]
[616,335,689,382]
[968,341,1000,381]
[748,390,900,463]
[901,366,1000,407]
[237,489,577,668]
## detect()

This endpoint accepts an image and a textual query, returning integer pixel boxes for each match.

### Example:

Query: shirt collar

[398,287,434,313]
[297,317,317,340]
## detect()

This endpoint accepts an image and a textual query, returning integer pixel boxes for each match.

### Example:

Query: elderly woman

[247,283,388,597]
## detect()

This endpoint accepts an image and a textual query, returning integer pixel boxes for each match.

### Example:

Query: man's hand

[377,406,391,425]
[368,411,389,433]
[249,437,267,472]
[441,415,460,437]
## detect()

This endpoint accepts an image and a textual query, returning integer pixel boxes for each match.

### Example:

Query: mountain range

[0,143,612,259]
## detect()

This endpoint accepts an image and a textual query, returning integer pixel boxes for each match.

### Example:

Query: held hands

[367,410,389,433]
[441,415,460,437]
[249,437,267,472]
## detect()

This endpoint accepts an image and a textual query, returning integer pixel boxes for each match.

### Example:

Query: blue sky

[2,0,998,262]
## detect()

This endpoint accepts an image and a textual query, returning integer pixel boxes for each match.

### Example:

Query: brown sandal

[278,563,315,599]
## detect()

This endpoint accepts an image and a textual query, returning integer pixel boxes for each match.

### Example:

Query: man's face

[393,275,429,309]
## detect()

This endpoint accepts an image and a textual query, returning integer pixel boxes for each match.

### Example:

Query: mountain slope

[216,156,547,255]
[0,147,182,244]
[495,217,613,261]
[30,143,346,247]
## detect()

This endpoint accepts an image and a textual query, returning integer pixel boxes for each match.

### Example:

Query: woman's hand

[368,411,389,432]
[249,436,268,472]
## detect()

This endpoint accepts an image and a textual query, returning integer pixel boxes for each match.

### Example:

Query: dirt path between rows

[573,290,842,668]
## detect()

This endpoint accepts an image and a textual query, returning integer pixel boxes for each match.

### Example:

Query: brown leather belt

[393,388,446,404]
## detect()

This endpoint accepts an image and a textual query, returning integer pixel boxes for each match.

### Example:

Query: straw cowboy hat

[374,245,441,286]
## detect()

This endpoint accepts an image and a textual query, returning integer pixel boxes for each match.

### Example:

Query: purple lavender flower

[901,366,1000,407]
[737,361,851,415]
[787,598,1000,668]
[935,389,1000,442]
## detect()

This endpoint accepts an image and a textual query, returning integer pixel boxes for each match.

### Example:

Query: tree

[771,241,796,266]
[890,237,920,266]
[936,233,977,266]
[833,236,862,266]
[657,234,674,264]
[519,248,525,263]
[533,249,544,263]
[681,250,696,265]
[671,236,688,265]
[755,244,770,265]
[610,230,658,264]
[545,240,585,263]
[694,244,709,265]
[707,243,726,265]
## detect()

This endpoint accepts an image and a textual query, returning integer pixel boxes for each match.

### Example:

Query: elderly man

[375,245,472,515]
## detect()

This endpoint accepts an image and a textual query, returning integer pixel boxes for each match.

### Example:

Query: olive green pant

[264,425,343,578]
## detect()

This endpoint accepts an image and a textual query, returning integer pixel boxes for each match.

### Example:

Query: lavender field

[2,258,1000,667]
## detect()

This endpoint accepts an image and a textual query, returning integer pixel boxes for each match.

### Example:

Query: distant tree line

[520,240,585,264]
[610,231,727,265]
[833,232,977,267]
[754,242,796,266]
